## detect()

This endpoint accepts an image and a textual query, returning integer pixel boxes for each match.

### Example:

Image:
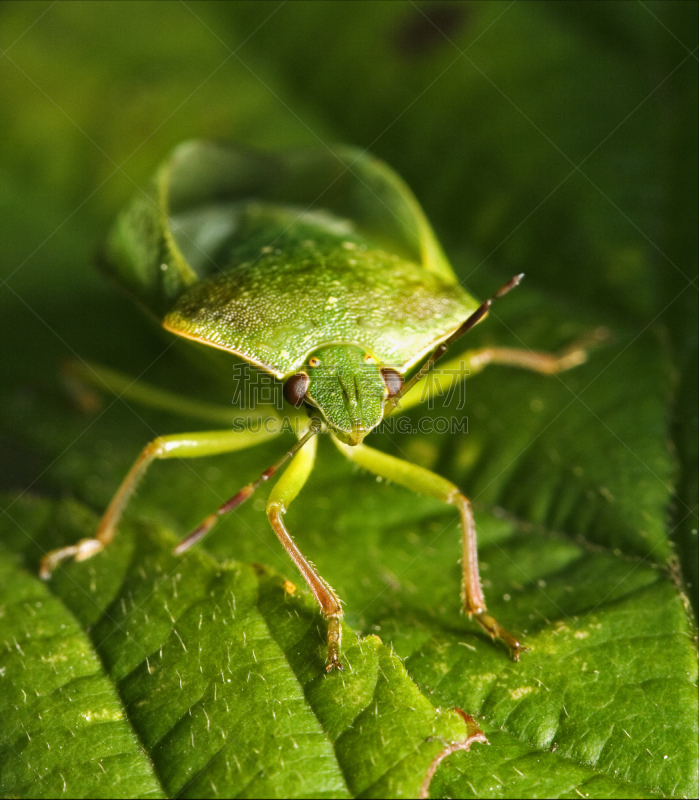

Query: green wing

[162,202,476,376]
[101,140,477,374]
[101,140,463,313]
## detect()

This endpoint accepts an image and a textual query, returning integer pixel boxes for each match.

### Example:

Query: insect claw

[39,538,103,579]
[473,611,528,660]
[39,546,77,580]
[326,614,343,671]
[510,642,530,662]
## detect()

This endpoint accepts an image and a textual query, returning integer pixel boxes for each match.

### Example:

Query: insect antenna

[173,417,323,554]
[385,273,524,414]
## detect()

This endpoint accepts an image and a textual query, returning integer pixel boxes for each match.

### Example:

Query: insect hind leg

[333,436,527,660]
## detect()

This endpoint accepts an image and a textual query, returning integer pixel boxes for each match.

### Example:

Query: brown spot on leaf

[419,708,487,798]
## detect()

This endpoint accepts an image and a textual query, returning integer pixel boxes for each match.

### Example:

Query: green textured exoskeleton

[42,141,591,670]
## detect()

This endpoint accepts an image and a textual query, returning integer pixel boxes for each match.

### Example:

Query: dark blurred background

[0,1,697,600]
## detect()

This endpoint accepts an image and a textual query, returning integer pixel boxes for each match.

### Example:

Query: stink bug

[41,141,592,670]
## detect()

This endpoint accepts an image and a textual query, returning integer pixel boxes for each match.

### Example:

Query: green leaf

[384,537,696,799]
[0,532,164,799]
[1,494,478,799]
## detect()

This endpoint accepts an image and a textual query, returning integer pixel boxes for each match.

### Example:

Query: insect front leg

[333,437,527,660]
[265,434,345,671]
[40,425,281,579]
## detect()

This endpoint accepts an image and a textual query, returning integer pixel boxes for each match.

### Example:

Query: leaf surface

[0,495,474,799]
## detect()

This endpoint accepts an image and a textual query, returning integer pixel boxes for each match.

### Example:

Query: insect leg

[61,359,284,426]
[333,437,527,660]
[393,328,608,414]
[39,426,280,579]
[266,434,345,672]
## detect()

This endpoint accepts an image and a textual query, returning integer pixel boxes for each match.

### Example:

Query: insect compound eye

[309,356,321,368]
[381,368,403,399]
[284,372,310,407]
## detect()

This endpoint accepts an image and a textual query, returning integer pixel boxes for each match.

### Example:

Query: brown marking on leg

[96,441,161,547]
[174,420,321,555]
[173,484,255,554]
[450,490,528,660]
[268,503,344,670]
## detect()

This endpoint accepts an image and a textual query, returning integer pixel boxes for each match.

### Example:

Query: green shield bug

[41,141,594,671]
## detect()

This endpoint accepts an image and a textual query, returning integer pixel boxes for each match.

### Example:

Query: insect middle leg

[265,434,345,671]
[396,330,608,413]
[333,437,526,659]
[40,425,281,579]
[61,358,283,427]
